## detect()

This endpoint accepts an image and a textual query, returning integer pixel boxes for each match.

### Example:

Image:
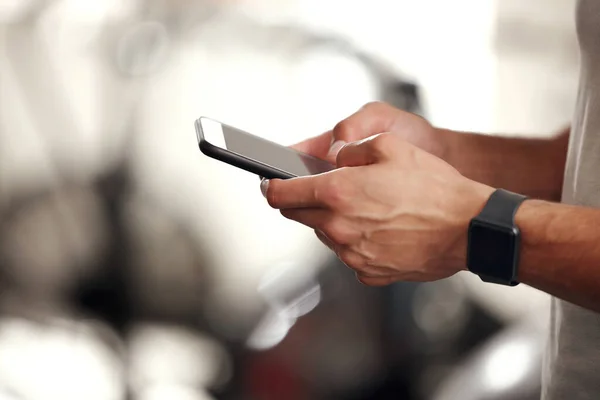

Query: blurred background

[0,0,579,399]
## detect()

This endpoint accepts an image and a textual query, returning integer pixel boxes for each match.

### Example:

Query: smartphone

[195,117,335,179]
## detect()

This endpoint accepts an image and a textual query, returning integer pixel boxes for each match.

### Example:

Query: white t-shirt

[543,1,600,398]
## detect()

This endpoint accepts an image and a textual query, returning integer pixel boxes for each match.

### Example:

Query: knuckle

[338,248,365,270]
[361,101,387,113]
[373,132,396,148]
[332,119,355,140]
[322,219,352,245]
[370,133,397,155]
[318,175,347,208]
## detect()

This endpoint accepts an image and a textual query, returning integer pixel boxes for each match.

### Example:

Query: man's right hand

[293,102,448,163]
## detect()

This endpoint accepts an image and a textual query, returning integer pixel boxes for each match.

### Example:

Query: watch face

[468,220,518,280]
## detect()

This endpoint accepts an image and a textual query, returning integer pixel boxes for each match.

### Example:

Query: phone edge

[195,118,296,180]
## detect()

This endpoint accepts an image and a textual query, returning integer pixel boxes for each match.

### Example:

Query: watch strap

[477,189,528,226]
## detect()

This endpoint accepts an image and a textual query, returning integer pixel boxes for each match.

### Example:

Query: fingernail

[260,179,269,198]
[328,140,347,157]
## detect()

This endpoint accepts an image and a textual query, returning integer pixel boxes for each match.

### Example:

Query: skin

[261,102,600,313]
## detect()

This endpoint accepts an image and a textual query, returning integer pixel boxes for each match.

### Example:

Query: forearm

[516,200,600,312]
[442,128,570,201]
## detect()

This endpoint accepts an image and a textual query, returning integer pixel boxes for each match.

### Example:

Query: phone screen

[221,124,334,177]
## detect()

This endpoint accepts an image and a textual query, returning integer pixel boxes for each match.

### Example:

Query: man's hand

[292,102,446,164]
[264,132,494,286]
[294,101,569,202]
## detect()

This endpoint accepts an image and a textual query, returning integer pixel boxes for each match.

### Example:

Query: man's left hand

[262,133,494,286]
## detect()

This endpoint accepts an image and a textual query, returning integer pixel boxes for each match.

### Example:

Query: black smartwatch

[467,189,528,286]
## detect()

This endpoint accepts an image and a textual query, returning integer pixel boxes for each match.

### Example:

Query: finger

[337,249,399,277]
[355,273,396,287]
[280,208,330,230]
[291,131,345,165]
[292,102,403,162]
[336,133,397,168]
[324,102,402,161]
[333,102,402,143]
[314,229,336,251]
[264,175,328,209]
[326,140,347,164]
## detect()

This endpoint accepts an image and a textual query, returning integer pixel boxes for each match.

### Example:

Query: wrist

[448,180,495,272]
[433,127,460,165]
[513,199,548,283]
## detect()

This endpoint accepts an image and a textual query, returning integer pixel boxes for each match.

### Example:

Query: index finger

[265,175,328,209]
[333,102,402,142]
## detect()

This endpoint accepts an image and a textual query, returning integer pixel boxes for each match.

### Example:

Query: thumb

[326,139,348,162]
[336,134,395,168]
[327,102,402,161]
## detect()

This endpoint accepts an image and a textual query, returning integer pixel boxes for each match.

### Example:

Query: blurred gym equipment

[433,310,548,400]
